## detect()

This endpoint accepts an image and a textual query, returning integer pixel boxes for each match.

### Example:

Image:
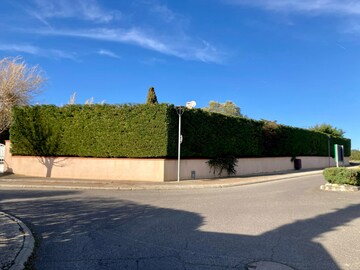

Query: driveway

[1,175,360,269]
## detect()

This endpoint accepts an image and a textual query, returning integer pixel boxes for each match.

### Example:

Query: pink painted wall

[4,140,12,173]
[164,156,349,180]
[9,155,166,181]
[4,141,349,182]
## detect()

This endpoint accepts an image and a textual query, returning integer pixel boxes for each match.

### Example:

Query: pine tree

[146,86,158,105]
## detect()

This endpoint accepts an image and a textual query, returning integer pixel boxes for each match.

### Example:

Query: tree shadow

[1,190,359,269]
[0,190,79,201]
[35,156,68,178]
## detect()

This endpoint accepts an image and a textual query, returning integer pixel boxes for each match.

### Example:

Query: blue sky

[1,0,359,149]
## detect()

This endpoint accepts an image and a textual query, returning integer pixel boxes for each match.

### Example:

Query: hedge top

[10,104,351,158]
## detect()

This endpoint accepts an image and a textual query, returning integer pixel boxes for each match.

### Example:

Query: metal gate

[0,144,5,173]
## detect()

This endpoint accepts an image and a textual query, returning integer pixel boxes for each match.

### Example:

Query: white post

[177,113,182,182]
[327,135,331,167]
[175,102,195,182]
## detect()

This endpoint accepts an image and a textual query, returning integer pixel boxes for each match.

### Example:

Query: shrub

[351,150,360,161]
[323,167,360,186]
[207,156,238,176]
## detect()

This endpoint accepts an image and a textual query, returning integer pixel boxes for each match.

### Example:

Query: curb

[0,212,35,270]
[320,183,360,192]
[0,171,323,191]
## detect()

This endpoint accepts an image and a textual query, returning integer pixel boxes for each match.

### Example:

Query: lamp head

[186,101,196,109]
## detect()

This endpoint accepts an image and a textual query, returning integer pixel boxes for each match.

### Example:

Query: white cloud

[11,1,224,63]
[227,0,360,16]
[97,49,121,59]
[0,44,77,60]
[0,44,40,55]
[32,0,119,23]
[34,27,224,63]
[227,0,360,37]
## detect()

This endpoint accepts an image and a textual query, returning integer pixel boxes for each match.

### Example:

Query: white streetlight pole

[176,106,184,182]
[175,101,196,182]
[327,135,331,167]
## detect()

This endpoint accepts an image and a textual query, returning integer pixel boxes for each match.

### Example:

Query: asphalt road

[1,175,360,270]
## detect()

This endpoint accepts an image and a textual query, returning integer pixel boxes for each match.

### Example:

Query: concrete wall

[4,141,12,173]
[164,156,349,180]
[5,141,166,181]
[4,141,350,182]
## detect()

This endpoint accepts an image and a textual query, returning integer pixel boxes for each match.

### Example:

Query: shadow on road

[0,190,359,269]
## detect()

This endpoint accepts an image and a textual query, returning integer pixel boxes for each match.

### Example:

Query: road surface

[1,175,360,269]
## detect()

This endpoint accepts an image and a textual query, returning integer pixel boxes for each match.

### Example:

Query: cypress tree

[146,86,158,105]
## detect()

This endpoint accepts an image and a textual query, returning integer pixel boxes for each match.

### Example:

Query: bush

[323,167,360,186]
[207,156,238,176]
[351,150,360,161]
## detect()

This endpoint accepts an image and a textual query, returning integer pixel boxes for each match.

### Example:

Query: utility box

[334,144,344,167]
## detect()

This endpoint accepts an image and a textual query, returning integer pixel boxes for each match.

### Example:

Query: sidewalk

[0,169,324,190]
[0,212,34,270]
[0,169,324,270]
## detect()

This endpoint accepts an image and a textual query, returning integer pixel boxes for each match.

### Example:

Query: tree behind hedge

[202,101,243,117]
[309,123,345,138]
[146,86,158,105]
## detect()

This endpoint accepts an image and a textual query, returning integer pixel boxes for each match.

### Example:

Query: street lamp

[327,135,331,167]
[176,101,196,182]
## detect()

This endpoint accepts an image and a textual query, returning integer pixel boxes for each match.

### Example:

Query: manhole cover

[246,261,294,270]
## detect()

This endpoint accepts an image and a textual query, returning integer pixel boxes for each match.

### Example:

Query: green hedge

[10,104,351,158]
[11,104,172,158]
[174,109,264,158]
[323,167,360,186]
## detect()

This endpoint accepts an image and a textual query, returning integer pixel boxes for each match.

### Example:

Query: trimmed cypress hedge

[176,109,264,158]
[11,104,172,158]
[10,104,351,158]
